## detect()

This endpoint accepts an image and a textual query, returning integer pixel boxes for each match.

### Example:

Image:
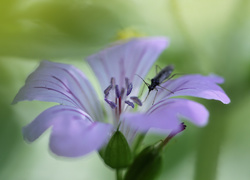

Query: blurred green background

[0,0,250,179]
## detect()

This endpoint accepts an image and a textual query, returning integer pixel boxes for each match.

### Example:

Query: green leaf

[104,131,132,169]
[124,145,163,180]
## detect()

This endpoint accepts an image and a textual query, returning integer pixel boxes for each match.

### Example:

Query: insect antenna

[135,74,150,86]
[135,74,150,98]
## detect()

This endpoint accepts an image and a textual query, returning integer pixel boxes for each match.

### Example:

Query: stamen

[120,87,125,99]
[103,77,141,112]
[105,98,116,109]
[104,85,112,96]
[130,96,142,106]
[124,77,133,96]
[111,77,116,88]
[127,83,133,96]
[115,85,120,98]
[125,77,129,89]
[125,100,134,108]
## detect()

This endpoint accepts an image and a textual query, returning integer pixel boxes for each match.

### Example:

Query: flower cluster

[13,37,230,158]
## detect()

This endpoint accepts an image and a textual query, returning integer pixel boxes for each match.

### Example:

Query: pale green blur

[0,0,250,180]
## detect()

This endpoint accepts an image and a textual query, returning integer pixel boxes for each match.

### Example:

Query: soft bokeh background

[0,0,250,179]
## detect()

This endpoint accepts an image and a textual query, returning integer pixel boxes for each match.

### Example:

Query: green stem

[116,169,122,180]
[132,134,145,154]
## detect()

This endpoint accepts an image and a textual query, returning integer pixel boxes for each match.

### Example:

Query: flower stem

[157,132,175,151]
[132,134,145,154]
[116,169,122,180]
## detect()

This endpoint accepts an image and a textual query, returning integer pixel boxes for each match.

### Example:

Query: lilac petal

[23,105,113,157]
[156,74,230,104]
[123,99,209,133]
[50,120,112,157]
[122,113,178,134]
[86,37,169,95]
[13,61,103,121]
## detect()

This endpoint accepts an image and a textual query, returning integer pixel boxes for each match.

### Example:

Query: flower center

[104,77,142,117]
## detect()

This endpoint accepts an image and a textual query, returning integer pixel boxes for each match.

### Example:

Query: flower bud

[124,145,163,180]
[104,130,132,169]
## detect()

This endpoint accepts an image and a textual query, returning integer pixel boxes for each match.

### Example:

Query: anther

[125,77,133,96]
[105,98,117,109]
[120,87,125,99]
[125,100,134,108]
[130,96,142,106]
[110,77,116,88]
[104,85,112,96]
[125,77,129,89]
[127,83,133,96]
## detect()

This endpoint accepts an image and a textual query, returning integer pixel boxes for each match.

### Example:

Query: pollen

[114,27,146,41]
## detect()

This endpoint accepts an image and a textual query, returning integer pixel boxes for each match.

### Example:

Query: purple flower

[13,37,230,157]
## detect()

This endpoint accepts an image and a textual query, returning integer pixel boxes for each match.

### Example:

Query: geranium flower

[12,37,230,157]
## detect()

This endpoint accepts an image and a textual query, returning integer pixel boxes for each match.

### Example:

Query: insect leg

[138,82,146,98]
[152,88,158,105]
[165,73,177,82]
[163,73,185,83]
[155,64,162,74]
[143,91,151,103]
[157,85,174,94]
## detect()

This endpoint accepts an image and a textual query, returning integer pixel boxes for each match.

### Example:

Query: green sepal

[124,145,163,180]
[104,130,132,169]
